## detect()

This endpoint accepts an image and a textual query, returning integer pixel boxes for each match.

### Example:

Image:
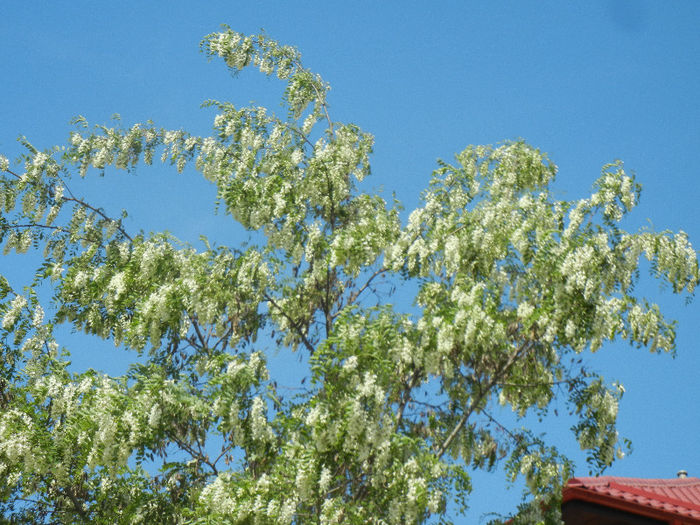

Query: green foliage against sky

[0,28,697,524]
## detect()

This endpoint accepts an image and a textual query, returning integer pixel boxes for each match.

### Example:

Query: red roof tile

[564,476,700,522]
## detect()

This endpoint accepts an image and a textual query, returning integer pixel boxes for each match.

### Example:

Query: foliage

[0,28,697,524]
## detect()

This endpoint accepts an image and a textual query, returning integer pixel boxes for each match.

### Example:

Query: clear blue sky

[2,2,700,522]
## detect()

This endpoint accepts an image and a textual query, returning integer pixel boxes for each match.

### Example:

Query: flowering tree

[0,28,697,524]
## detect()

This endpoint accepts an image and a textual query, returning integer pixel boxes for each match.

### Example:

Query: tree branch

[57,484,90,521]
[435,340,534,459]
[264,292,316,354]
[395,368,422,428]
[296,60,334,137]
[170,434,218,476]
[189,314,208,350]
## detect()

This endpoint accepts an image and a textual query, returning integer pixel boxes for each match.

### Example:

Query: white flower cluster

[2,294,27,330]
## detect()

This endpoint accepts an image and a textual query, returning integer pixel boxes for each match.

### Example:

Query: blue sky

[2,1,700,522]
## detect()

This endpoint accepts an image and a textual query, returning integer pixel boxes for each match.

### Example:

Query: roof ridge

[625,478,700,487]
[569,476,700,486]
[606,481,700,513]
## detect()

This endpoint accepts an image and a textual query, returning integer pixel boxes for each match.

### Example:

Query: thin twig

[346,267,387,307]
[3,165,133,242]
[62,196,132,242]
[5,223,70,233]
[2,168,21,180]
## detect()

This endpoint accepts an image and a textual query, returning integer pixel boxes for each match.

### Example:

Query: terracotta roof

[563,476,700,523]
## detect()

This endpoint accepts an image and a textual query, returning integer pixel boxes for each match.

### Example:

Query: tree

[0,27,697,524]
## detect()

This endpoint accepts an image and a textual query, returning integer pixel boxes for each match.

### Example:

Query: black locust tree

[0,28,697,524]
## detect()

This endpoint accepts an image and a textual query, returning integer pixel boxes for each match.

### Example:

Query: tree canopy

[0,28,697,524]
